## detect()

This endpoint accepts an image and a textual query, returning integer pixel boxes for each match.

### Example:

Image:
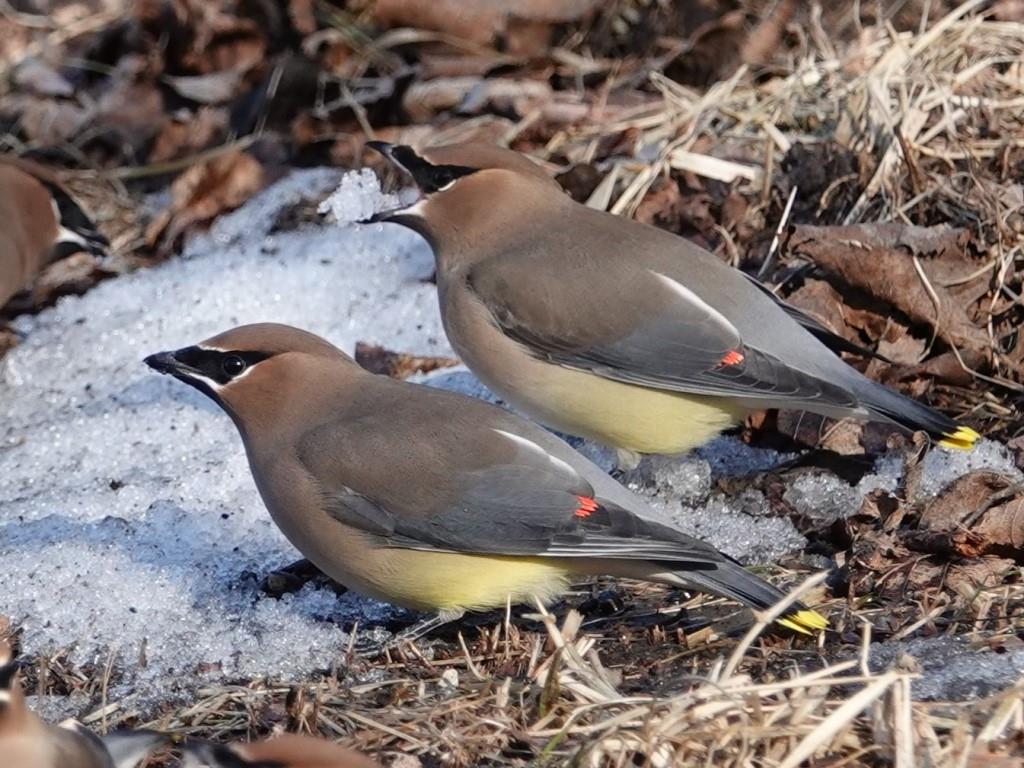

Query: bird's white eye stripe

[0,690,11,703]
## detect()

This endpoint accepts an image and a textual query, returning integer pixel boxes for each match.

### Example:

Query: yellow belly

[356,549,573,613]
[496,364,746,455]
[447,287,747,456]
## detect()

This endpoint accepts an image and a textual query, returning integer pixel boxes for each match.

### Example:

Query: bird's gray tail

[852,376,979,450]
[657,560,828,635]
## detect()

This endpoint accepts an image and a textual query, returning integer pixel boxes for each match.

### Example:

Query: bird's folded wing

[468,257,856,405]
[314,431,728,566]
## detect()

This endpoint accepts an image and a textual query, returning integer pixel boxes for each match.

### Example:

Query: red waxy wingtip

[574,495,599,517]
[718,349,745,367]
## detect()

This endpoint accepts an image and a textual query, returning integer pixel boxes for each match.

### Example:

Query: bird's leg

[260,558,347,597]
[353,609,465,658]
[614,448,643,472]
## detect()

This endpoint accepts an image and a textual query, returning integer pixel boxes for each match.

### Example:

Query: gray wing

[466,241,857,406]
[298,388,730,565]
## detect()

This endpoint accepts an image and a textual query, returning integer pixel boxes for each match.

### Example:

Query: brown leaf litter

[354,342,459,380]
[787,222,990,353]
[1,2,1024,765]
[144,150,265,253]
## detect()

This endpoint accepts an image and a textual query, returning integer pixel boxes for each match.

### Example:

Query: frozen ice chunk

[912,439,1021,500]
[783,472,861,524]
[318,169,416,226]
[856,452,903,495]
[869,636,1024,700]
[624,455,713,506]
[671,491,806,564]
[696,436,794,477]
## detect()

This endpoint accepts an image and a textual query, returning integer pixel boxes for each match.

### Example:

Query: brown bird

[366,142,979,468]
[0,640,166,768]
[183,733,378,768]
[145,323,826,638]
[0,155,109,309]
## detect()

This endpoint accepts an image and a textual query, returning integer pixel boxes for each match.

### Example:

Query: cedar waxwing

[0,155,109,309]
[183,733,378,768]
[366,142,980,467]
[0,641,166,768]
[145,323,827,636]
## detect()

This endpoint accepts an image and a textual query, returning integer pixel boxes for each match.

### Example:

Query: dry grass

[12,571,1021,766]
[5,3,1024,765]
[523,1,1024,408]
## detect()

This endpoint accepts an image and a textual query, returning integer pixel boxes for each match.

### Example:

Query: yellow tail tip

[939,426,980,451]
[777,609,829,635]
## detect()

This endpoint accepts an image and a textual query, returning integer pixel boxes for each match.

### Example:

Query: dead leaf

[820,419,866,456]
[164,70,243,104]
[6,253,106,313]
[402,76,551,122]
[876,327,925,366]
[92,57,167,155]
[786,279,863,349]
[788,223,990,352]
[740,0,798,65]
[12,57,74,97]
[354,342,459,380]
[149,108,228,163]
[946,557,1018,601]
[904,529,988,559]
[975,496,1024,552]
[146,151,265,250]
[635,178,684,231]
[919,471,1013,532]
[372,0,600,48]
[3,94,90,145]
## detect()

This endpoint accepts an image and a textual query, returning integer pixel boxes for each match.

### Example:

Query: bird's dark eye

[222,355,246,377]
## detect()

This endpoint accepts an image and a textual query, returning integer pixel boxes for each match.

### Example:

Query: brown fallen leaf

[787,223,990,352]
[4,253,106,313]
[635,178,684,231]
[903,529,988,559]
[146,151,265,251]
[402,76,552,122]
[945,557,1018,601]
[163,70,243,104]
[149,107,228,164]
[3,94,91,145]
[354,342,460,380]
[918,471,1014,532]
[740,0,798,65]
[895,348,986,387]
[974,496,1024,553]
[785,279,859,347]
[372,0,600,49]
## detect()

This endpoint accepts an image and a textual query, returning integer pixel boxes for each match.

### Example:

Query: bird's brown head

[0,639,26,727]
[145,323,356,437]
[366,142,565,265]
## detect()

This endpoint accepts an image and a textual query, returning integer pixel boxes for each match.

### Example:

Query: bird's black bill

[144,346,272,402]
[367,142,478,195]
[145,347,220,402]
